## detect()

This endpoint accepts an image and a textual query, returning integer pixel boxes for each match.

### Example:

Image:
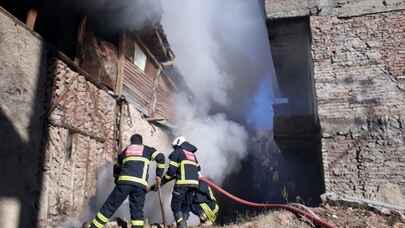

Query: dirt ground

[102,204,405,228]
[313,204,405,228]
[215,204,405,228]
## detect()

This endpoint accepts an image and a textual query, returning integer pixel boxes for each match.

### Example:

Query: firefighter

[152,136,200,228]
[88,133,165,228]
[186,180,219,225]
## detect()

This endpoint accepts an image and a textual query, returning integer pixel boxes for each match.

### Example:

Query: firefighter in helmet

[88,133,165,228]
[151,136,200,228]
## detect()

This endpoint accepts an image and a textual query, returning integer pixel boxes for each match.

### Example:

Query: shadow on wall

[0,41,52,228]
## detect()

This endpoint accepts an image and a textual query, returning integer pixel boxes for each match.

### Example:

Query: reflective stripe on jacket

[116,144,165,189]
[164,142,200,187]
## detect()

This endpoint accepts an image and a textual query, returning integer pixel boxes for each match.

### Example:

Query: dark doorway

[217,17,324,224]
[268,16,324,204]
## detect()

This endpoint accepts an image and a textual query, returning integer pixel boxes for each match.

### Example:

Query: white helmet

[172,136,186,147]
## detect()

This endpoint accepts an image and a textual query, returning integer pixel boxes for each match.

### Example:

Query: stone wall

[39,59,117,227]
[311,10,405,206]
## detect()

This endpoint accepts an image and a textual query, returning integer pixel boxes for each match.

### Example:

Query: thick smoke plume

[59,0,163,33]
[162,0,277,182]
[62,0,279,226]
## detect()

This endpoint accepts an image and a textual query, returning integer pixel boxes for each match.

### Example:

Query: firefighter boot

[199,213,208,224]
[81,222,90,228]
[175,212,187,228]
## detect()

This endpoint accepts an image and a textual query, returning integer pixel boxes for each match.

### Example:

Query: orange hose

[199,176,336,228]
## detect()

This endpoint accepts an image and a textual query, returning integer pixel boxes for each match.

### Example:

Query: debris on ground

[216,204,405,228]
[313,204,405,228]
[220,210,313,228]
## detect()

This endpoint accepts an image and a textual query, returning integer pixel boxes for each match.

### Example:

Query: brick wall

[311,10,405,206]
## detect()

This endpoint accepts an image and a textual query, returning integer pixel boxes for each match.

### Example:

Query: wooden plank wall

[122,59,176,120]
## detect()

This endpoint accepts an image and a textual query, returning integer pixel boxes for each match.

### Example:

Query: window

[133,43,147,71]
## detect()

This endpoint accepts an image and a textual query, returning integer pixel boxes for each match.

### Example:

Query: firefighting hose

[199,176,337,228]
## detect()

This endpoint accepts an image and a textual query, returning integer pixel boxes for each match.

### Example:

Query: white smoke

[173,94,248,182]
[162,0,276,183]
[62,0,277,184]
[61,0,279,226]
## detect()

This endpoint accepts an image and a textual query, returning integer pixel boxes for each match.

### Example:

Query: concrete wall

[265,0,405,18]
[0,7,49,228]
[265,0,320,18]
[311,10,405,206]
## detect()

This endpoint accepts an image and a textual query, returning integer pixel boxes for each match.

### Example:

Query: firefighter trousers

[90,184,146,228]
[171,186,196,223]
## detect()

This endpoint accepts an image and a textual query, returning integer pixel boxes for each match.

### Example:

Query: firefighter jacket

[194,181,219,222]
[163,142,200,187]
[115,144,165,190]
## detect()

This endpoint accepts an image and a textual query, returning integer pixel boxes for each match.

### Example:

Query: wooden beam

[149,67,161,116]
[145,117,168,122]
[25,8,38,30]
[160,59,176,67]
[115,32,126,96]
[74,16,87,64]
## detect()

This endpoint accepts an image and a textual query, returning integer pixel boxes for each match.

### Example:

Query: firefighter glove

[155,176,161,188]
